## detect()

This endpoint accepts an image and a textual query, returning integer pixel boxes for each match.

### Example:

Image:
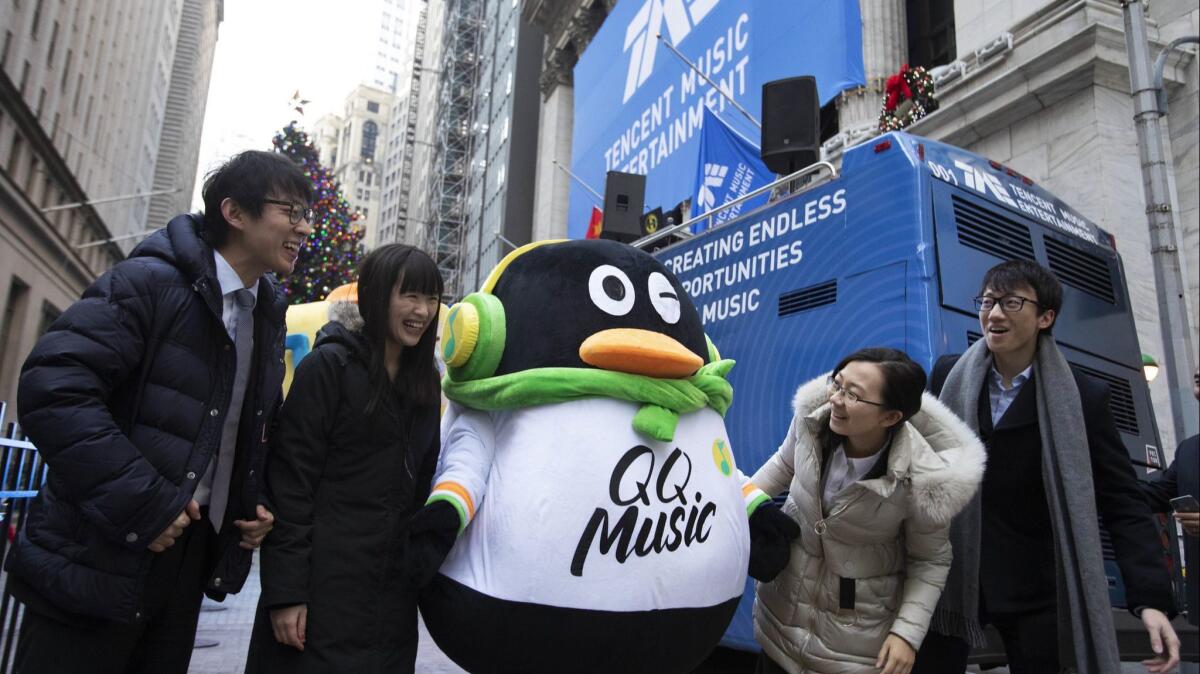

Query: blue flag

[690,107,773,232]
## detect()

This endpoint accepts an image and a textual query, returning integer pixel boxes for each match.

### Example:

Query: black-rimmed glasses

[264,199,314,225]
[826,376,885,407]
[974,295,1040,313]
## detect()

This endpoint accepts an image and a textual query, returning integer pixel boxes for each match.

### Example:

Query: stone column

[530,3,605,241]
[532,49,575,241]
[838,0,909,138]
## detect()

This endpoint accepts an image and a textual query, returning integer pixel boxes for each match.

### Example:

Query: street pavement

[187,558,1190,671]
[187,552,465,674]
[185,556,1191,673]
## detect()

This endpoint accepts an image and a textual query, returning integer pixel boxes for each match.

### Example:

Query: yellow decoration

[443,301,481,367]
[711,438,733,476]
[479,240,565,294]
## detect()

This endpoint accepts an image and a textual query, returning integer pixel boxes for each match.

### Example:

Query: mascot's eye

[588,265,635,316]
[647,272,680,324]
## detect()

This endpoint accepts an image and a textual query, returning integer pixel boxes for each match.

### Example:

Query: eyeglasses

[264,199,314,225]
[974,295,1040,313]
[826,376,885,407]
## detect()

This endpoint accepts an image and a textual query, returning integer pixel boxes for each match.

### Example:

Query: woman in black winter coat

[245,244,444,673]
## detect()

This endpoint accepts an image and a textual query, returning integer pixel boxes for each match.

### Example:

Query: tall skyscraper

[146,0,223,229]
[372,0,416,94]
[383,0,543,299]
[311,85,397,251]
[0,0,223,405]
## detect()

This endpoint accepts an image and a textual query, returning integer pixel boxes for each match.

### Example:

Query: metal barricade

[0,400,45,673]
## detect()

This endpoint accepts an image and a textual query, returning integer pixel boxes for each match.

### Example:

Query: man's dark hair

[200,151,312,247]
[979,259,1063,334]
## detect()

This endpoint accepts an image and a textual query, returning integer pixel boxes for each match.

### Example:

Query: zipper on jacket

[813,488,867,535]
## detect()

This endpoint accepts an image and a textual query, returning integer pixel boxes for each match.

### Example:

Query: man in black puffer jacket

[6,151,313,673]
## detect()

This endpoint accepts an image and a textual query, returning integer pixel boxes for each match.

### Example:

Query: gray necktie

[210,289,255,532]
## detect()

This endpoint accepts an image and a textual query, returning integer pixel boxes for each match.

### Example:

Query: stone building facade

[0,0,222,408]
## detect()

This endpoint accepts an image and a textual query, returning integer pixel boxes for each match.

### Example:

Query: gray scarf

[929,335,1120,672]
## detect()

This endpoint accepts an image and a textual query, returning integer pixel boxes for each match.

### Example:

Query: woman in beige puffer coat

[751,348,985,674]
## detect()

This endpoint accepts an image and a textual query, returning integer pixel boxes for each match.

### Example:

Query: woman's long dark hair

[356,244,444,415]
[816,347,927,456]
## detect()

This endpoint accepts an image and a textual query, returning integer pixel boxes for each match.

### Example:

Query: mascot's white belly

[440,397,750,611]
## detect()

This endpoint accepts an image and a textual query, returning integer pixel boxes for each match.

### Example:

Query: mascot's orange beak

[579,329,703,379]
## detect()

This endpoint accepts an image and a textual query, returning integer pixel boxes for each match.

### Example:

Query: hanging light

[1142,353,1160,382]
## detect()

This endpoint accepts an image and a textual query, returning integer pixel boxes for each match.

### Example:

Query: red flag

[585,207,604,239]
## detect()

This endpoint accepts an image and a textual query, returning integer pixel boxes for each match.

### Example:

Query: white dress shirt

[822,442,885,507]
[988,364,1032,427]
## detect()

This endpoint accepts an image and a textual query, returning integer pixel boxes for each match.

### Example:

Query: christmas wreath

[878,64,938,132]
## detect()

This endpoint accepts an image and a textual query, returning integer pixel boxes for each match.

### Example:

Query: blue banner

[691,107,772,231]
[568,0,865,239]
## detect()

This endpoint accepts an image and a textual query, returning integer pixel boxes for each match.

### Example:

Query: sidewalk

[187,553,465,673]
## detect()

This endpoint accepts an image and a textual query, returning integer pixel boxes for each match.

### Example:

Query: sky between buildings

[191,0,386,210]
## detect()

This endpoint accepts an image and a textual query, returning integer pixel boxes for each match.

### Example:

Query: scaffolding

[394,2,428,245]
[423,0,484,299]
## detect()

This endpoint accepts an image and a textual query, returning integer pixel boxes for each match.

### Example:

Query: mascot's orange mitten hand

[748,502,800,582]
[405,500,461,589]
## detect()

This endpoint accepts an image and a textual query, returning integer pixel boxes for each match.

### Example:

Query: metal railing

[0,400,45,673]
[631,161,840,251]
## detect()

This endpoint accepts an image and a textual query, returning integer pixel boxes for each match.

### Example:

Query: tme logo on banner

[953,159,1018,208]
[623,0,721,102]
[696,163,729,211]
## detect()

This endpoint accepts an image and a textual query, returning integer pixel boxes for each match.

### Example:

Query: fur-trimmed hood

[327,300,365,333]
[310,300,369,360]
[792,373,986,526]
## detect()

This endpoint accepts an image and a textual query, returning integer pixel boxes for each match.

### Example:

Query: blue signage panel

[569,0,865,239]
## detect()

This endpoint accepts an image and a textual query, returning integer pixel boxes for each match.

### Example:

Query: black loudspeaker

[761,76,821,175]
[600,171,646,243]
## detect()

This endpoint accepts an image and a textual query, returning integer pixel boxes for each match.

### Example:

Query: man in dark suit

[912,260,1179,674]
[1140,367,1199,633]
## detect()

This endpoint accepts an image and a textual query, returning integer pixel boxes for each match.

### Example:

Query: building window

[361,120,378,160]
[367,101,380,113]
[1,31,13,69]
[0,277,31,395]
[907,0,956,68]
[37,301,61,336]
[47,21,59,66]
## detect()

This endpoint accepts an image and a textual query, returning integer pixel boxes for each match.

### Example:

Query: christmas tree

[272,121,363,304]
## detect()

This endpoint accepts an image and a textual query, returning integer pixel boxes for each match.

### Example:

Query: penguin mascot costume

[406,239,798,673]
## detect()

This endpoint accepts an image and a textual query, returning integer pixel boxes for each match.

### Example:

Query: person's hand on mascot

[747,501,800,582]
[405,500,461,588]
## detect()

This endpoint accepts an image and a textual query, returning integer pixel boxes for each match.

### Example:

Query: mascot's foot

[420,574,739,674]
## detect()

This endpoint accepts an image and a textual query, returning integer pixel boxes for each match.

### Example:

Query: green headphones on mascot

[441,291,506,382]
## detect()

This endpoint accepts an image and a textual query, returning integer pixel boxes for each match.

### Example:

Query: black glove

[404,500,461,589]
[747,501,800,582]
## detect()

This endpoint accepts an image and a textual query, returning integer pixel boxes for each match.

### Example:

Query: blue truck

[640,130,1188,661]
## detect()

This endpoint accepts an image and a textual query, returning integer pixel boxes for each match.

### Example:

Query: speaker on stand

[599,171,646,244]
[760,76,822,194]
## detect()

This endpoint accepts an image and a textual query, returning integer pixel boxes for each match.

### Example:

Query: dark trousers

[14,515,217,674]
[912,609,1061,674]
